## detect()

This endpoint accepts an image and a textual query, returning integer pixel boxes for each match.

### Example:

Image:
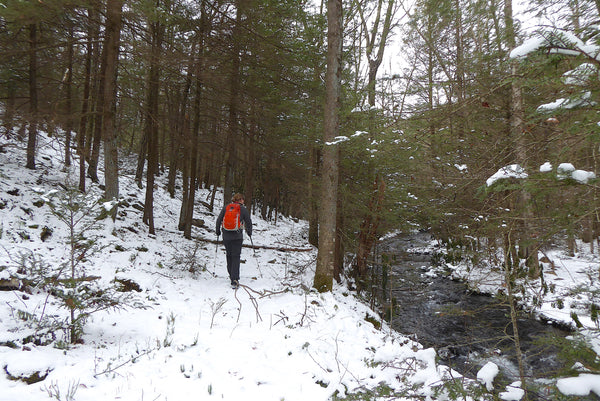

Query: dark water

[379,233,590,394]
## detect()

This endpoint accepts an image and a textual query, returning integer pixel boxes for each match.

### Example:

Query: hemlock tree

[142,0,166,235]
[314,0,343,293]
[101,0,124,219]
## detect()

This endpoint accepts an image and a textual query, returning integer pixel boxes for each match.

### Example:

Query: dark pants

[224,238,243,282]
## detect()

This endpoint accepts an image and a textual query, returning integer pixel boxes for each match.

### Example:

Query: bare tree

[353,0,398,282]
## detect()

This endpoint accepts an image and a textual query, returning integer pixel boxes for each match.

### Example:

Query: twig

[193,235,312,252]
[93,347,156,378]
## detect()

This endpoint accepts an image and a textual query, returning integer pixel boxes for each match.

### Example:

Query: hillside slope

[0,132,449,401]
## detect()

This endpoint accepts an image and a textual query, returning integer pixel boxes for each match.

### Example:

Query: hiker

[215,193,252,288]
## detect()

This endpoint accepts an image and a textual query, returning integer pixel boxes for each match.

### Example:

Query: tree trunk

[353,0,395,282]
[354,176,386,285]
[308,146,320,247]
[314,0,342,293]
[78,3,99,192]
[64,22,74,168]
[503,233,528,401]
[178,118,190,231]
[88,54,104,184]
[183,67,202,239]
[78,32,91,191]
[244,107,257,208]
[2,83,16,138]
[182,4,207,239]
[223,0,246,203]
[26,23,38,170]
[135,131,148,188]
[167,44,195,198]
[143,7,164,234]
[334,164,344,282]
[102,0,124,219]
[505,0,539,278]
[454,0,466,140]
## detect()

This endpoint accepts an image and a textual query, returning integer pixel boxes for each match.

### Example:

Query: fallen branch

[194,236,313,252]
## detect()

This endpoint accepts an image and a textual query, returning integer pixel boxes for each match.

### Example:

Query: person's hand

[216,230,221,237]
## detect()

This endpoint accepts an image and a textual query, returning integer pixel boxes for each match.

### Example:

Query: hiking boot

[231,280,239,289]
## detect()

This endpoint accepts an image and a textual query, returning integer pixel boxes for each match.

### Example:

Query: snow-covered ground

[0,130,599,400]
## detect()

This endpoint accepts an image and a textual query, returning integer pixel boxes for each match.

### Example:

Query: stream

[379,232,598,398]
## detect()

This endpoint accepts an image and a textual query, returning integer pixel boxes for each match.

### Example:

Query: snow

[487,162,595,185]
[555,163,596,183]
[325,136,350,145]
[499,381,525,401]
[509,36,547,58]
[510,29,600,61]
[0,130,457,401]
[557,374,600,397]
[537,91,596,113]
[571,169,596,184]
[556,163,575,178]
[1,129,599,401]
[486,164,528,187]
[563,63,598,86]
[539,162,553,172]
[477,361,499,391]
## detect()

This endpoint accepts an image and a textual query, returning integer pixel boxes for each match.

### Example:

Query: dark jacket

[215,202,252,241]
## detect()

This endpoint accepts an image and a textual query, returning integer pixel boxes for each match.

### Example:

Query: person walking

[215,193,252,288]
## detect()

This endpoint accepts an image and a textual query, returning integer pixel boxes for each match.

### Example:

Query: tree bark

[102,0,124,219]
[354,176,386,285]
[353,0,395,283]
[88,46,104,184]
[314,0,342,293]
[135,130,148,188]
[182,4,207,239]
[223,0,246,203]
[2,82,16,139]
[143,5,164,234]
[26,23,38,170]
[178,117,190,231]
[505,0,539,278]
[64,22,74,167]
[78,14,92,192]
[183,66,202,239]
[79,2,100,191]
[308,146,320,247]
[244,105,257,208]
[167,43,195,199]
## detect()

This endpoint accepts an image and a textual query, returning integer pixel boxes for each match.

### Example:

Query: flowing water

[379,232,597,398]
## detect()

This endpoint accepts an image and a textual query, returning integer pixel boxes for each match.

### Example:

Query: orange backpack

[222,203,243,231]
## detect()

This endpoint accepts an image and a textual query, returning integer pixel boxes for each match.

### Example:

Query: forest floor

[0,130,598,400]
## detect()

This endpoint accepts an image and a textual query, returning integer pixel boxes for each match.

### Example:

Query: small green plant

[331,382,419,400]
[537,332,600,376]
[431,375,490,401]
[167,241,206,274]
[42,184,124,344]
[11,183,136,345]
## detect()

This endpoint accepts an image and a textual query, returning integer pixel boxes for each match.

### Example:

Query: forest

[2,0,600,291]
[2,0,600,400]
